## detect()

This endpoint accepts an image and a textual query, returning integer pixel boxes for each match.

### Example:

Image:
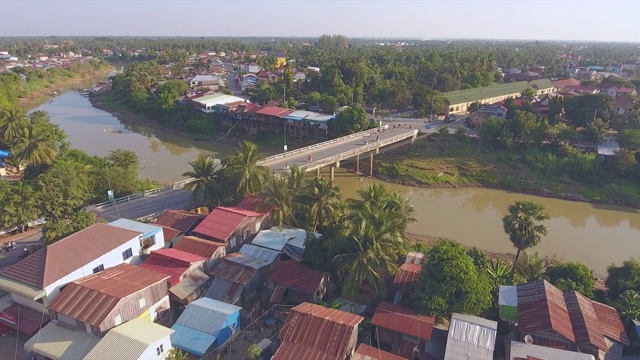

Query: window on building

[157,344,164,355]
[122,248,133,260]
[92,264,104,274]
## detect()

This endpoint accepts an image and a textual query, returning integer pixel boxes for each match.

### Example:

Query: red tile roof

[517,280,575,343]
[268,260,326,294]
[161,226,181,242]
[255,106,294,118]
[174,236,226,258]
[210,258,257,285]
[47,264,168,328]
[154,210,204,233]
[277,303,363,359]
[564,291,607,351]
[393,263,422,294]
[353,344,408,360]
[0,224,141,289]
[618,87,636,93]
[552,78,581,90]
[192,207,248,242]
[592,301,629,345]
[140,249,206,286]
[371,301,434,341]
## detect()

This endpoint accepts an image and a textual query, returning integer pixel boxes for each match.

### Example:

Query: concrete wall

[139,334,173,360]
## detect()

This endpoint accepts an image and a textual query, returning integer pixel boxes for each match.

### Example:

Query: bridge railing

[291,129,418,173]
[258,127,390,165]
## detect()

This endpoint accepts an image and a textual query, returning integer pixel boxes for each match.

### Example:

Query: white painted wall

[139,335,173,360]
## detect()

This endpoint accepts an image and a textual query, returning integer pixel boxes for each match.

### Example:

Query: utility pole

[283,86,287,152]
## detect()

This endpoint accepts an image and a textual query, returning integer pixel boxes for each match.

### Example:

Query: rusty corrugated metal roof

[565,291,608,351]
[353,344,408,360]
[371,301,434,341]
[192,207,248,241]
[154,210,204,233]
[393,263,422,294]
[161,226,181,242]
[0,224,141,289]
[267,260,326,294]
[210,258,257,285]
[278,303,363,359]
[47,264,169,327]
[517,280,575,343]
[174,236,226,258]
[236,195,269,213]
[140,249,205,286]
[273,341,342,360]
[591,301,629,346]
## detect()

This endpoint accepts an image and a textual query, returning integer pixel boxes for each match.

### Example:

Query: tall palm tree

[263,177,297,230]
[286,165,306,193]
[224,141,270,196]
[502,199,550,271]
[0,105,26,144]
[182,154,221,208]
[305,177,342,232]
[12,117,58,166]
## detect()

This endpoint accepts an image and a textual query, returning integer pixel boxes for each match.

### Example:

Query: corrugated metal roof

[140,250,205,286]
[174,297,241,337]
[169,269,210,300]
[443,313,497,360]
[278,303,363,359]
[267,260,325,294]
[236,195,269,213]
[25,322,100,360]
[592,301,629,345]
[205,277,244,305]
[510,340,595,360]
[371,302,434,341]
[404,252,426,265]
[47,264,169,328]
[565,291,608,351]
[170,323,217,357]
[192,207,248,241]
[174,236,226,258]
[517,280,575,343]
[274,341,342,360]
[152,248,208,263]
[84,318,174,360]
[210,258,257,285]
[161,225,181,242]
[353,344,408,360]
[393,263,421,294]
[239,244,279,264]
[270,284,286,304]
[224,252,271,270]
[0,224,140,289]
[252,227,314,251]
[109,218,161,238]
[255,106,293,118]
[154,210,204,233]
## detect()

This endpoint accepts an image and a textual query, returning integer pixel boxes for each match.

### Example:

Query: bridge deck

[263,127,418,175]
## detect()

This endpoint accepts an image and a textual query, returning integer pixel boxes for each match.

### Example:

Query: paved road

[224,62,244,97]
[0,229,43,268]
[265,126,418,175]
[92,189,197,222]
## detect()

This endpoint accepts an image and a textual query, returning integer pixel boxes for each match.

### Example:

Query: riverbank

[348,132,640,209]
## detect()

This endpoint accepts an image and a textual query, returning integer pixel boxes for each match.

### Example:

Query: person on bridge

[376,135,379,141]
[307,155,312,162]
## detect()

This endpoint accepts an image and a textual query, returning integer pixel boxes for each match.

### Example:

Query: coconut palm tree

[305,177,342,232]
[12,116,58,166]
[263,176,298,230]
[0,105,26,144]
[224,141,270,196]
[182,154,222,208]
[502,199,550,271]
[286,164,306,193]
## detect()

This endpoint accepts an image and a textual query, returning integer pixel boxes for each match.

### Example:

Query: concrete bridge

[259,126,419,181]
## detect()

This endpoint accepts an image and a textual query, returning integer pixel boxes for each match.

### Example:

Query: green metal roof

[530,78,556,90]
[444,82,532,105]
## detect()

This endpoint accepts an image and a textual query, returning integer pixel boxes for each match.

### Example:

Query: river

[36,91,640,276]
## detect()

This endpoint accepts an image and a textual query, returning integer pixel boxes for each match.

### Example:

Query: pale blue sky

[2,0,639,42]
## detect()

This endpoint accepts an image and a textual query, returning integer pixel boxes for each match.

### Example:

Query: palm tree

[502,199,550,271]
[224,141,270,196]
[286,164,306,192]
[263,177,297,230]
[182,154,221,208]
[305,177,342,232]
[12,117,58,166]
[0,105,26,144]
[515,251,548,282]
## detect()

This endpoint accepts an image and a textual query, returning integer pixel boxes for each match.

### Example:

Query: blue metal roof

[170,324,217,357]
[0,150,9,157]
[109,218,162,238]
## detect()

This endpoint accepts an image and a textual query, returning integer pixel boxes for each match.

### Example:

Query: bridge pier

[369,153,374,176]
[356,154,360,174]
[316,167,320,178]
[330,166,335,183]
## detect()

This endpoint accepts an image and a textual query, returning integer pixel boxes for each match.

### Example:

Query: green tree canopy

[333,106,369,136]
[545,262,595,297]
[502,199,549,270]
[606,258,640,300]
[157,79,189,109]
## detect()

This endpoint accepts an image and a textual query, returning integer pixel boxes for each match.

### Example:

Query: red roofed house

[392,252,425,307]
[192,196,271,252]
[515,280,629,360]
[274,302,364,360]
[140,248,210,305]
[552,78,581,91]
[353,344,408,360]
[252,106,294,133]
[0,223,149,334]
[371,301,435,359]
[267,260,328,305]
[563,85,600,95]
[173,235,226,273]
[617,87,637,96]
[153,209,204,246]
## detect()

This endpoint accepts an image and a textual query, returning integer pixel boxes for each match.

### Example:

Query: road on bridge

[92,188,197,222]
[265,126,418,175]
